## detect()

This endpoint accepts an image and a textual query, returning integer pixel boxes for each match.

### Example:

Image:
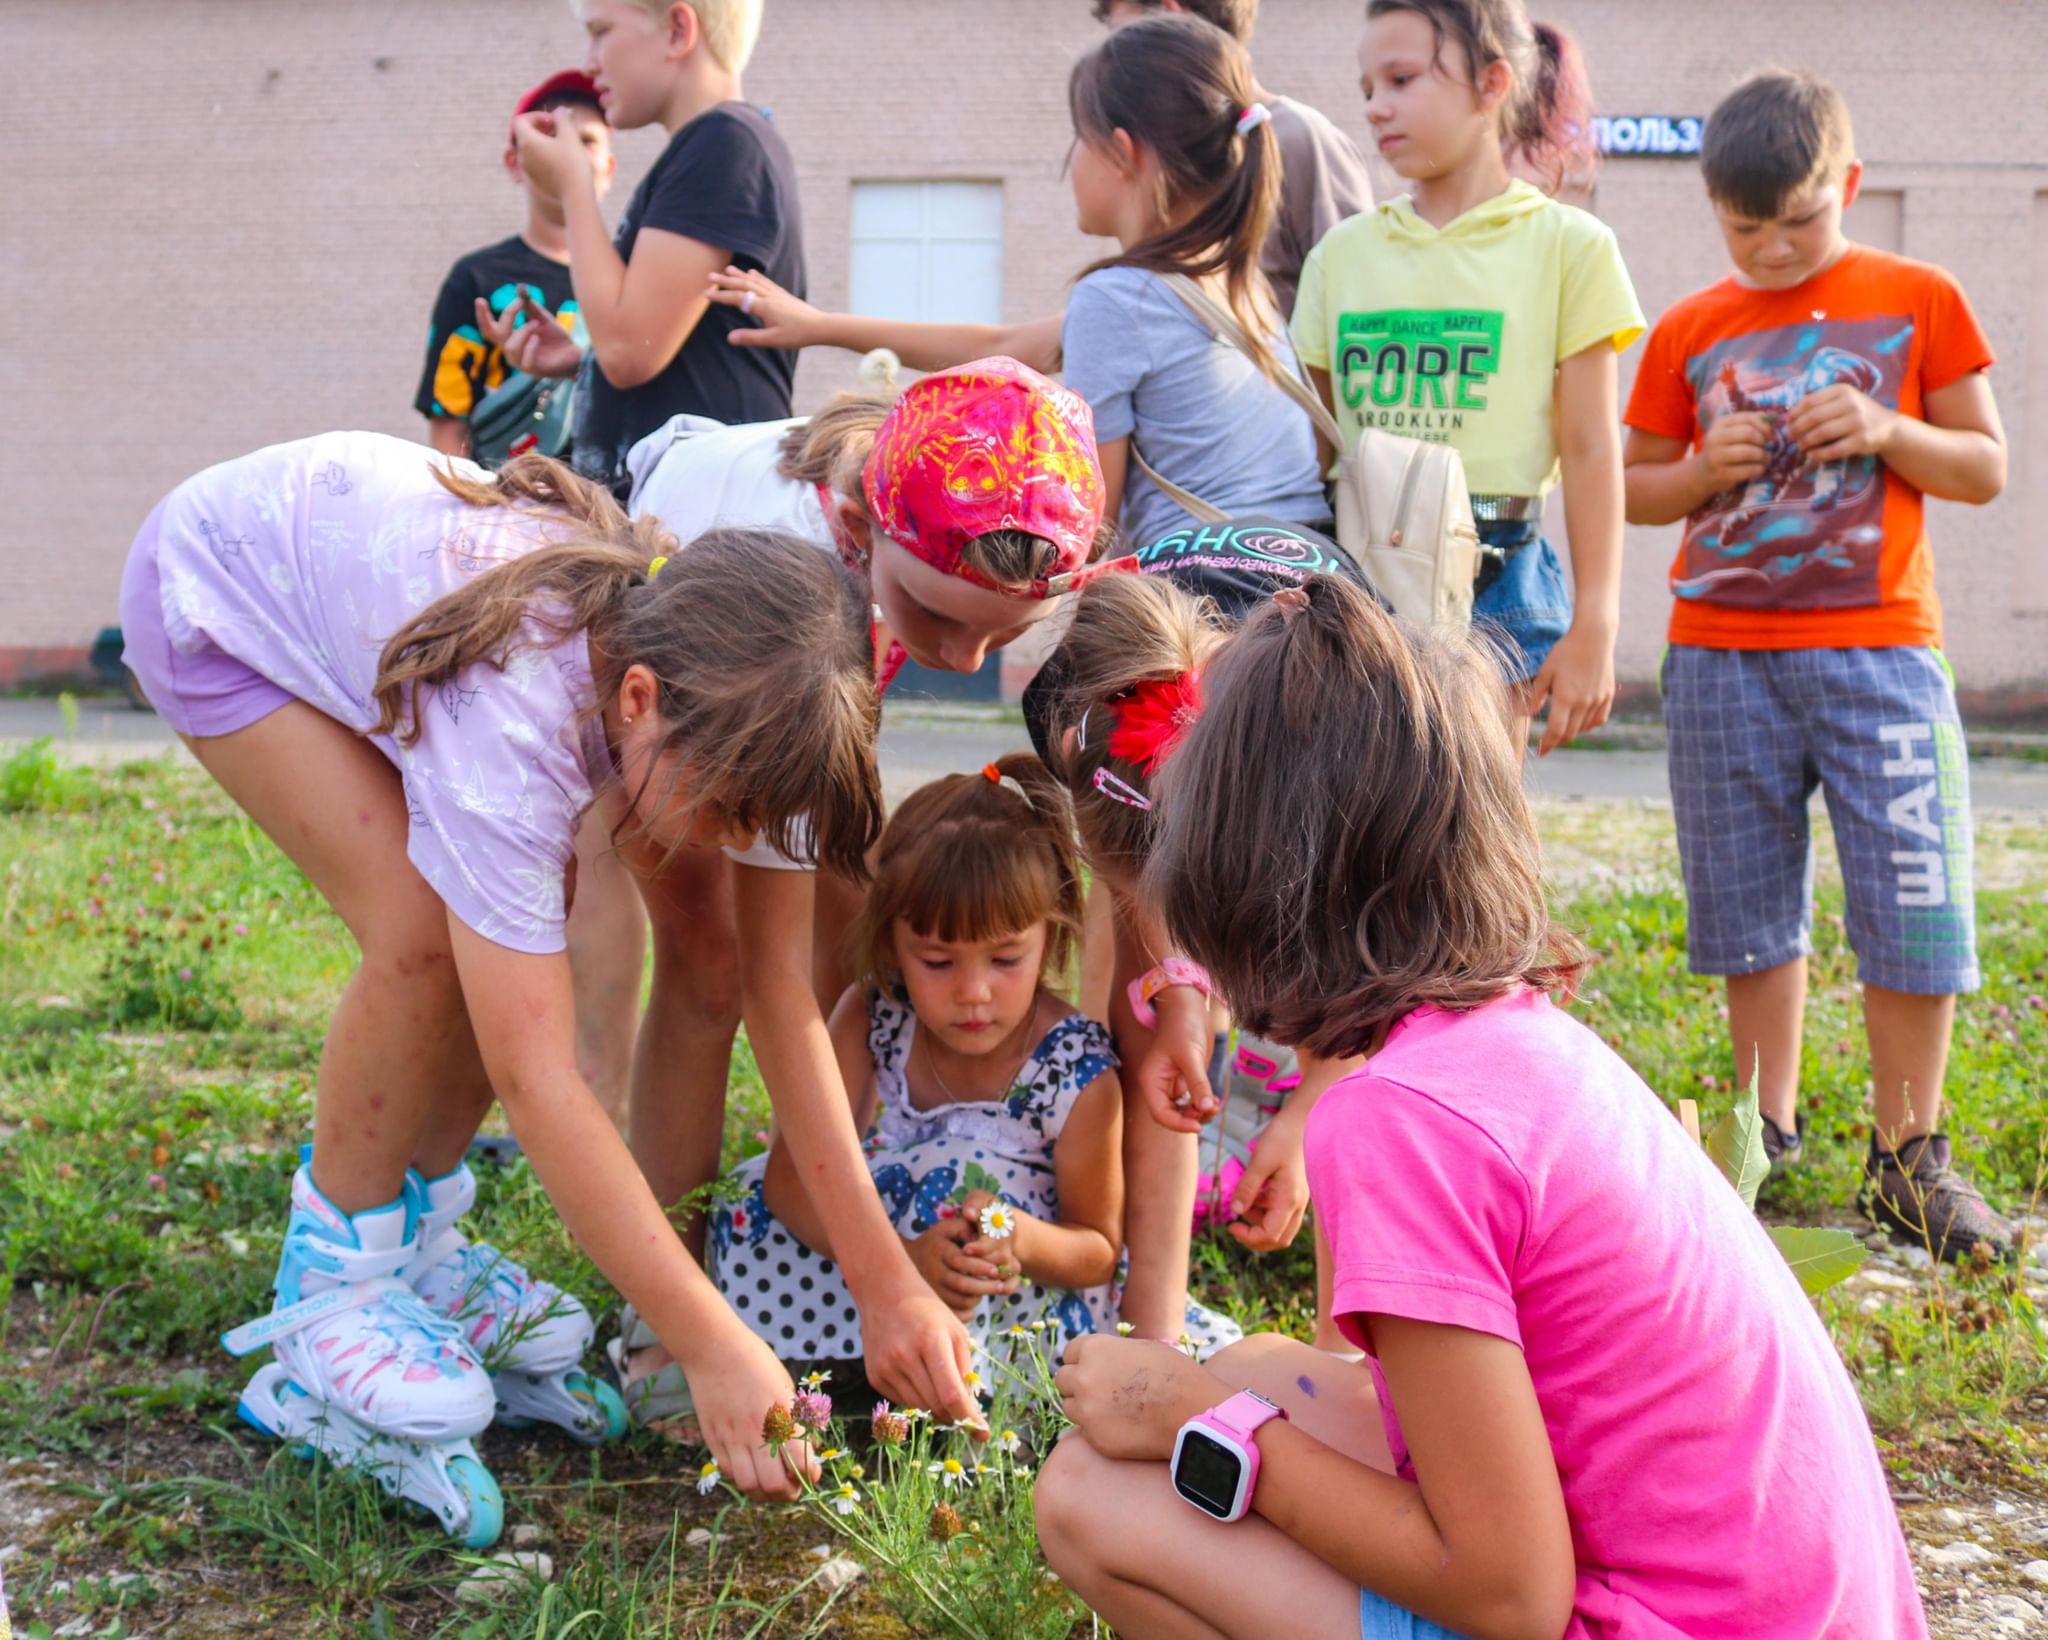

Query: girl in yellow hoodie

[1292,0,1643,756]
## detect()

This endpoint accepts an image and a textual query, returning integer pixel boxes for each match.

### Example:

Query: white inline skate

[223,1159,503,1547]
[404,1162,627,1446]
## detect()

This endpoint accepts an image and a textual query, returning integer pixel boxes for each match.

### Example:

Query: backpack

[1132,273,1481,629]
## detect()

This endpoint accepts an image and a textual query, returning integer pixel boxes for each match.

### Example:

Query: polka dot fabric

[708,989,1242,1360]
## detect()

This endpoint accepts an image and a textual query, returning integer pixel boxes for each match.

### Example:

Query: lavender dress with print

[131,431,610,954]
[708,990,1243,1360]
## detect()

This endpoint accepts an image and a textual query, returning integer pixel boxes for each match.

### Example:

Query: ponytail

[371,453,671,746]
[1367,0,1599,196]
[1069,13,1282,375]
[1044,570,1228,878]
[370,455,884,880]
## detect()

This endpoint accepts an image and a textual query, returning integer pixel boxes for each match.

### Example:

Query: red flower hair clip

[1107,672,1203,775]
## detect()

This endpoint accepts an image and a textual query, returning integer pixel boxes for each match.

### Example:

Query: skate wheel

[448,1455,504,1549]
[567,1372,630,1444]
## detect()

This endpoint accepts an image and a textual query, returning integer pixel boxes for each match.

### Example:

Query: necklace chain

[919,1015,1033,1105]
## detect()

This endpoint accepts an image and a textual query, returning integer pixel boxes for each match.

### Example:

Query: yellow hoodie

[1291,180,1643,499]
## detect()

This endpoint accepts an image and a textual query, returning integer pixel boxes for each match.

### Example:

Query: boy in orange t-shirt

[1624,70,2010,1262]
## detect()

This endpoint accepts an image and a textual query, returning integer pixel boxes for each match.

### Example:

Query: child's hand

[687,1323,821,1501]
[474,293,584,381]
[511,110,594,199]
[1056,1334,1221,1462]
[1698,410,1773,490]
[907,1220,1018,1318]
[1519,620,1616,757]
[1227,1116,1312,1253]
[1132,989,1220,1135]
[706,267,832,350]
[1787,385,1898,465]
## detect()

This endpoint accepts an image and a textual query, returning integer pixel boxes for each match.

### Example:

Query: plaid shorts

[1663,645,1978,994]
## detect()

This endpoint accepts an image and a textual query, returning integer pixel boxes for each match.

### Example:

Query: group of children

[116,0,2007,1630]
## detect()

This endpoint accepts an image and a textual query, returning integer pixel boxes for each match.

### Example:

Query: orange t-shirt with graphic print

[1625,244,1993,650]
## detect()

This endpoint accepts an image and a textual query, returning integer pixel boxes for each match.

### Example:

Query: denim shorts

[1360,1589,1467,1639]
[1663,644,1979,994]
[1471,518,1571,682]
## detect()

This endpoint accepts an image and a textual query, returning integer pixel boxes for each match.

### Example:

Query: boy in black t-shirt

[494,0,806,490]
[415,71,616,460]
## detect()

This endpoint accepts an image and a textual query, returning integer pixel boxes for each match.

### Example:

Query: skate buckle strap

[222,1276,416,1357]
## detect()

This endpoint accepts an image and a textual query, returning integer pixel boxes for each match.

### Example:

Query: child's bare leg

[1078,876,1116,1020]
[567,823,647,1131]
[184,705,479,1210]
[628,845,741,1259]
[1864,985,1954,1146]
[1726,959,1807,1133]
[1037,1336,1386,1639]
[812,867,864,1011]
[1110,911,1198,1338]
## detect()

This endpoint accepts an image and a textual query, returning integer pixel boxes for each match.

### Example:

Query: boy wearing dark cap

[414,70,616,460]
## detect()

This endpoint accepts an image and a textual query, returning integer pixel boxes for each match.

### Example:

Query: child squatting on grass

[708,754,1232,1358]
[1036,576,1929,1638]
[118,433,903,1540]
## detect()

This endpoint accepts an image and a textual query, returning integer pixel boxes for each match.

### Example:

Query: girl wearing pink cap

[609,358,1122,1428]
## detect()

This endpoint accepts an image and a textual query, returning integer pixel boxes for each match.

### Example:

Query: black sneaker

[1858,1133,2015,1264]
[1761,1113,1804,1173]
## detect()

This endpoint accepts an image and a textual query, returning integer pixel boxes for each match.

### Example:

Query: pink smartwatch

[1170,1389,1288,1522]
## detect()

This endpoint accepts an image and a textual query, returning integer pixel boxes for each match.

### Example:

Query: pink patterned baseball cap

[861,357,1110,598]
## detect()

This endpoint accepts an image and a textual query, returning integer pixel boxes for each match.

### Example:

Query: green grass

[3,751,2045,1634]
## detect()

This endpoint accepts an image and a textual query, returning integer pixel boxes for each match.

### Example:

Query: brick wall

[7,0,2047,706]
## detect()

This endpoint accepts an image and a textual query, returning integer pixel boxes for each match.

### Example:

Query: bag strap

[1128,444,1230,524]
[1159,273,1347,451]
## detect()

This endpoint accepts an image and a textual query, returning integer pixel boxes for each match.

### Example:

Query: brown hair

[1143,575,1586,1058]
[849,753,1085,990]
[370,453,883,878]
[1088,0,1258,42]
[1701,69,1856,221]
[1070,14,1281,375]
[777,391,1120,587]
[1040,571,1227,881]
[1367,0,1595,195]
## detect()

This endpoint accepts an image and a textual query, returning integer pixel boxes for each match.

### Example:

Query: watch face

[1172,1428,1245,1518]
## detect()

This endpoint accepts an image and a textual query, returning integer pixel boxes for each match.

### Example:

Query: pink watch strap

[1205,1389,1288,1441]
[1127,956,1217,1030]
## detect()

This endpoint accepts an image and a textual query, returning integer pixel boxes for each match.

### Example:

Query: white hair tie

[1235,102,1272,138]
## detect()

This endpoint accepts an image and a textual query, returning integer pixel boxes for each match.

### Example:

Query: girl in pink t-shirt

[120,433,893,1540]
[1038,573,1926,1638]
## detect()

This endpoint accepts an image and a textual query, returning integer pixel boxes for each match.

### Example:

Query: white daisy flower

[978,1202,1015,1239]
[831,1482,862,1516]
[995,1428,1022,1456]
[928,1457,970,1490]
[696,1461,721,1495]
[801,1370,829,1390]
[1115,1321,1136,1336]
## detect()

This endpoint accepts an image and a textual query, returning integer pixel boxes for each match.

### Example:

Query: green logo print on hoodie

[1334,308,1504,434]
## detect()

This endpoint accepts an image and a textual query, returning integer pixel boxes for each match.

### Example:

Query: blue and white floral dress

[709,990,1241,1360]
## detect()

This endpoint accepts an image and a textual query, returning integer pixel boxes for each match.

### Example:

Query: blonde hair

[1042,571,1228,880]
[370,454,883,878]
[777,391,1121,586]
[568,0,764,76]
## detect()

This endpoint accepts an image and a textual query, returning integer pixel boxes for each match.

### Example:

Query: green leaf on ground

[1707,1078,1770,1210]
[1768,1225,1870,1294]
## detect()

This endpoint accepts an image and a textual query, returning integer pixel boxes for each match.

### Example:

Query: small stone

[1982,1593,2040,1628]
[1995,1501,2018,1517]
[1855,1269,1917,1292]
[684,1527,712,1550]
[2022,1560,2048,1585]
[1919,1540,1996,1569]
[455,1550,555,1603]
[1899,1244,1934,1270]
[814,1555,862,1593]
[806,1542,833,1559]
[1940,1507,1971,1528]
[0,1544,18,1566]
[510,1523,546,1548]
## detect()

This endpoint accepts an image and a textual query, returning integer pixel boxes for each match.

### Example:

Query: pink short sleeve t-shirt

[145,431,610,954]
[1306,989,1925,1639]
